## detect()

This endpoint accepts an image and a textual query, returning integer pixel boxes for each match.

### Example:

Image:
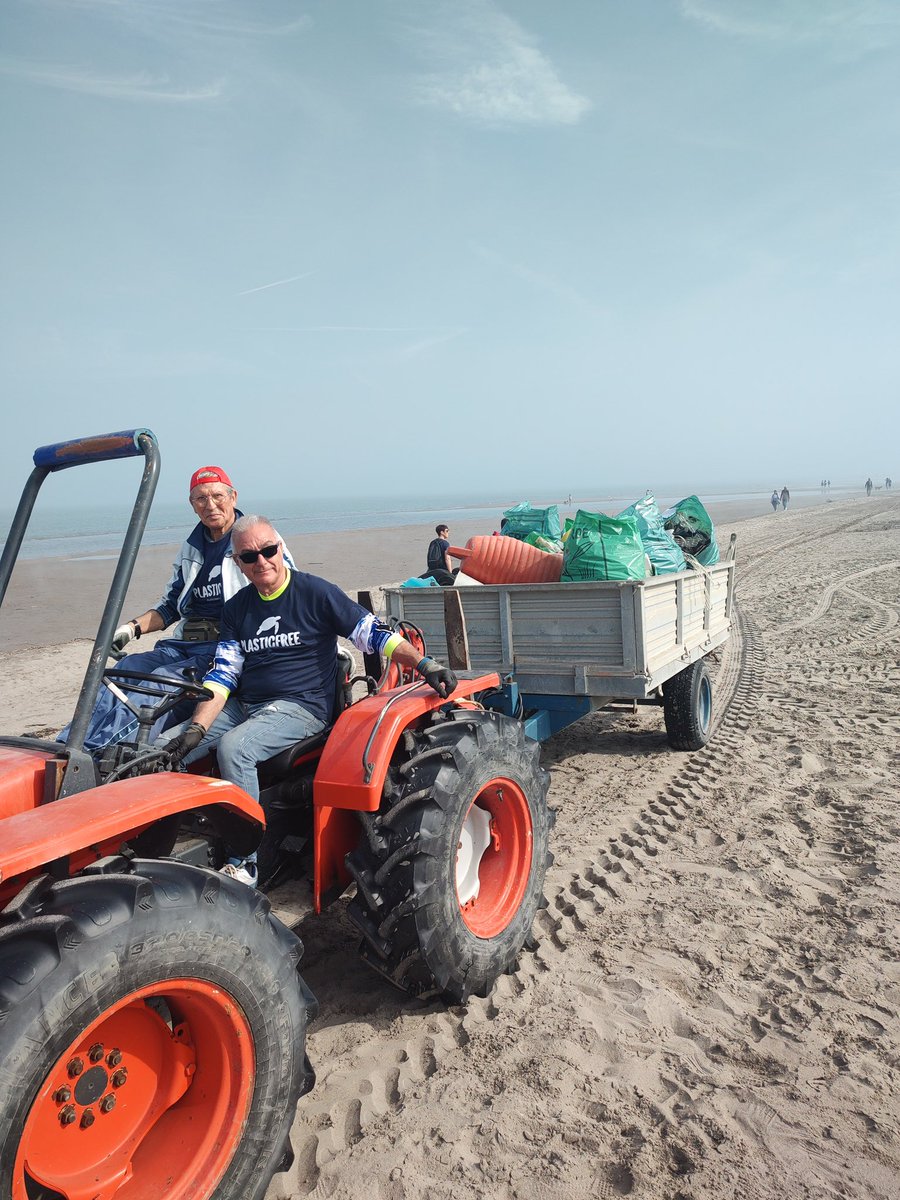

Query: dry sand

[1,493,898,1199]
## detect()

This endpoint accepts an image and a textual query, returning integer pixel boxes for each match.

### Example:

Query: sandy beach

[1,492,898,1199]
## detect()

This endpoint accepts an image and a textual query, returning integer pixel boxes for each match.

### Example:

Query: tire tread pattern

[0,856,316,1200]
[347,709,552,1003]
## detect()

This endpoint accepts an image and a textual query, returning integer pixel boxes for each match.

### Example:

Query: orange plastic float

[448,536,563,585]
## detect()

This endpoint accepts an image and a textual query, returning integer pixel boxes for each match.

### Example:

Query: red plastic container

[448,536,563,585]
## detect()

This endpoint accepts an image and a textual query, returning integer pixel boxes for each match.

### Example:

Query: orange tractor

[0,430,551,1198]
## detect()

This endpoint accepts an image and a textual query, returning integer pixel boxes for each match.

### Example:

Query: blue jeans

[60,639,216,752]
[164,696,324,804]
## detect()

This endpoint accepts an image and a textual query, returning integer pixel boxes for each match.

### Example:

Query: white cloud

[0,58,222,102]
[679,0,900,53]
[406,1,590,126]
[34,0,311,40]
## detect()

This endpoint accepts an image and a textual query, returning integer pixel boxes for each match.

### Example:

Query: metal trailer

[384,560,736,748]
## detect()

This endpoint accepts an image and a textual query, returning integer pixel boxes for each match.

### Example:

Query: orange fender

[313,673,499,910]
[0,745,52,820]
[0,772,263,895]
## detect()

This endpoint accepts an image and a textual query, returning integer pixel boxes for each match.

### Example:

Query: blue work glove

[417,657,458,699]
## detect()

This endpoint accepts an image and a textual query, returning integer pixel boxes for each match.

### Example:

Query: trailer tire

[347,709,552,1003]
[0,857,316,1200]
[663,658,712,750]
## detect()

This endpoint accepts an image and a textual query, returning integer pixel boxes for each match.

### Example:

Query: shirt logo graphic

[241,612,301,653]
[209,565,222,580]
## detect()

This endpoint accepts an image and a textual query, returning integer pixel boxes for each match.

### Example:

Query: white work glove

[112,621,140,652]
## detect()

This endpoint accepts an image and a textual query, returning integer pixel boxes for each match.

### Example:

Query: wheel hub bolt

[107,1049,122,1068]
[111,1069,128,1088]
[53,1086,72,1105]
[80,1109,95,1129]
[88,1043,105,1064]
[59,1105,77,1126]
[67,1057,84,1078]
[100,1094,116,1114]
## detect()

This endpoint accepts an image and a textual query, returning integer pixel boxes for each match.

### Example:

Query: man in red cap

[61,465,293,751]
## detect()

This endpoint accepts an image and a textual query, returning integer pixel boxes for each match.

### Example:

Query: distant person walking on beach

[865,477,873,496]
[780,486,790,511]
[423,523,455,586]
[60,466,293,752]
[771,489,780,512]
[885,477,892,490]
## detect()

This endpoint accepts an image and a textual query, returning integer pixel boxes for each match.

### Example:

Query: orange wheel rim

[14,979,255,1200]
[456,778,533,938]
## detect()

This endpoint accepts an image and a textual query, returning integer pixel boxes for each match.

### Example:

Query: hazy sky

[1,0,897,507]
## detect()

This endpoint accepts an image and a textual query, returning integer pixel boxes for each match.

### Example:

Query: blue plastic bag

[502,501,562,543]
[618,493,686,575]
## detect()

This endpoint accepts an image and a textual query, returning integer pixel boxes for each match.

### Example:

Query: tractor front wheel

[347,709,552,1003]
[0,857,316,1200]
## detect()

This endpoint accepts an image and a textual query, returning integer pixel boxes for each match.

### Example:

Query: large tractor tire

[0,856,317,1200]
[347,709,552,1003]
[663,657,713,750]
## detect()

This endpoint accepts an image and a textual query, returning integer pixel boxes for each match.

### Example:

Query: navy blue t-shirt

[218,571,367,723]
[187,532,232,618]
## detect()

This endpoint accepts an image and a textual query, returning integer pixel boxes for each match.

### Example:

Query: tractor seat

[256,724,332,786]
[255,648,354,788]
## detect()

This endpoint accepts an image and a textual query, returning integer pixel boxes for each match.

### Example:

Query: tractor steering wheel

[101,666,213,725]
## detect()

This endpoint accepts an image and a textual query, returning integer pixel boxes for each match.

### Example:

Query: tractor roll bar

[32,429,155,472]
[0,429,160,782]
[0,430,156,608]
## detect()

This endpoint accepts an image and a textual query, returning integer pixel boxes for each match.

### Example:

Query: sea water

[0,485,849,562]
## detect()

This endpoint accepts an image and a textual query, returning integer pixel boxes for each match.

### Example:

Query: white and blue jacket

[153,514,296,637]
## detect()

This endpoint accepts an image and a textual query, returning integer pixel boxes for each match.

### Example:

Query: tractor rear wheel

[663,657,713,750]
[0,857,317,1200]
[347,709,552,1003]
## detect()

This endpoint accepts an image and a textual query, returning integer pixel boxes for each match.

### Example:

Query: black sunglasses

[234,542,280,565]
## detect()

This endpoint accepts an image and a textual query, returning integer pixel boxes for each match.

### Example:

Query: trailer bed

[384,562,735,701]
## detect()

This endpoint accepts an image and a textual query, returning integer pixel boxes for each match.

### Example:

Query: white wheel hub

[456,804,492,906]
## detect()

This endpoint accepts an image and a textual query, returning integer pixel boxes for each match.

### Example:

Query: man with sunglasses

[165,514,457,886]
[61,466,293,752]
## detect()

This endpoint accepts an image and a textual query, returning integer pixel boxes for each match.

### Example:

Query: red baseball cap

[189,466,233,493]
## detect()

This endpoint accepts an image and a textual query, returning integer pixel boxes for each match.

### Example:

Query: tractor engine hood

[0,744,55,819]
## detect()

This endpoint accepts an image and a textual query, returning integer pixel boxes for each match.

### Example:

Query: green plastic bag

[663,496,719,565]
[525,531,564,555]
[618,493,686,575]
[502,501,561,543]
[561,510,646,582]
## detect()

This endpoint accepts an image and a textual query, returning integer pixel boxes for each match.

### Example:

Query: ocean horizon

[1,482,855,562]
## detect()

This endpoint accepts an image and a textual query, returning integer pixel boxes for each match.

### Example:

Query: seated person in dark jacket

[422,523,454,586]
[164,515,457,885]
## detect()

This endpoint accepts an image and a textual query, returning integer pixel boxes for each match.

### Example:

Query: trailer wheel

[0,857,316,1200]
[663,658,712,750]
[347,709,552,1003]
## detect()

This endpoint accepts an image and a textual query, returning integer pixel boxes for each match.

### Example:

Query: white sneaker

[220,859,258,887]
